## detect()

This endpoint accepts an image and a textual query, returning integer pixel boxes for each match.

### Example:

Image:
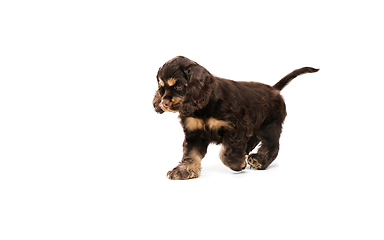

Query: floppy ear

[180,64,215,116]
[153,90,164,114]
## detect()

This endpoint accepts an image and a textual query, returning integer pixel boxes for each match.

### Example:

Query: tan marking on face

[159,78,165,87]
[206,118,232,131]
[185,117,204,131]
[160,96,183,112]
[167,78,176,86]
[171,96,183,105]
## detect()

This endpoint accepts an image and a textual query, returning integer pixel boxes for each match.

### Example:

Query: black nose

[161,99,171,108]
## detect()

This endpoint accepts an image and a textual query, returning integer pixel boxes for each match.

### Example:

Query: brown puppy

[153,56,319,180]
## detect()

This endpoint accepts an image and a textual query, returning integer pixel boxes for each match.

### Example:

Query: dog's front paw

[167,164,200,180]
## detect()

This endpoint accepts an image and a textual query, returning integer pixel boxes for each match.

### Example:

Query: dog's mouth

[160,97,183,112]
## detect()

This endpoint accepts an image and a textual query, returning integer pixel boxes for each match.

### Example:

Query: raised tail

[273,67,319,91]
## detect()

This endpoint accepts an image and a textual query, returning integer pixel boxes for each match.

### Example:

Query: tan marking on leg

[247,155,262,169]
[184,148,202,174]
[185,117,204,131]
[206,118,232,131]
[167,78,176,86]
[219,145,226,161]
[167,149,202,180]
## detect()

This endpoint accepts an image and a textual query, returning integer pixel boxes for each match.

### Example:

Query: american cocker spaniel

[153,56,319,180]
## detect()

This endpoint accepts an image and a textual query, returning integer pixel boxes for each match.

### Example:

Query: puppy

[153,56,319,180]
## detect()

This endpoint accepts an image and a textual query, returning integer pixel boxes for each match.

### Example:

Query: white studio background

[1,0,383,239]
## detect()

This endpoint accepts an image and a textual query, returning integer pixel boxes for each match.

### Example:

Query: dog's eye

[174,85,183,91]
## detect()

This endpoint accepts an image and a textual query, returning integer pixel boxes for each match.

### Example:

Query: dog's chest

[184,117,232,132]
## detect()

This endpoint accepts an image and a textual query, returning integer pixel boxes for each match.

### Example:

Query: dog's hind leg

[248,119,282,170]
[246,135,260,155]
[219,144,247,172]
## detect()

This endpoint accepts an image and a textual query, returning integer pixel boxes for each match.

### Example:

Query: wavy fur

[153,56,319,180]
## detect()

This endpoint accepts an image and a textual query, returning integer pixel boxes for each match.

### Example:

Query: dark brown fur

[153,56,319,180]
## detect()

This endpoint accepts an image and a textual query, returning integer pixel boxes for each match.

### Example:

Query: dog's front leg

[167,135,208,180]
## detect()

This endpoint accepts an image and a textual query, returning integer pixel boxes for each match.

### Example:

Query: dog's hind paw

[247,155,263,169]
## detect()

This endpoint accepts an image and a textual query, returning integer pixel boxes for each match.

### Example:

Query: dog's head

[153,56,215,116]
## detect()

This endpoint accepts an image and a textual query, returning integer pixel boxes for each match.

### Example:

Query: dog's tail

[273,67,319,91]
